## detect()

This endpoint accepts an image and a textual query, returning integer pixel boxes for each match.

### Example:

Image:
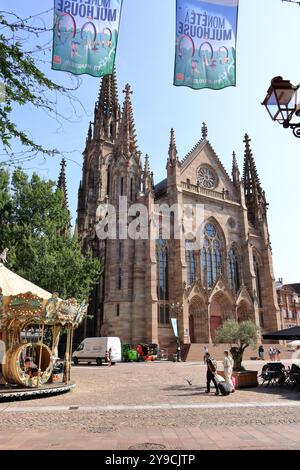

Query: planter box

[218,370,258,389]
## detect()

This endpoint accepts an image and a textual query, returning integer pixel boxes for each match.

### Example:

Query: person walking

[223,350,235,393]
[269,346,274,361]
[203,346,209,364]
[204,352,219,395]
[258,345,265,360]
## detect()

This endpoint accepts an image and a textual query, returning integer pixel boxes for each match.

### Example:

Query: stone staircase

[182,343,292,362]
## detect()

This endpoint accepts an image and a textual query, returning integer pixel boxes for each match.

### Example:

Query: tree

[0,10,81,159]
[214,319,260,371]
[0,167,101,303]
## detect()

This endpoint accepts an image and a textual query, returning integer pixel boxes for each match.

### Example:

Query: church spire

[114,83,138,159]
[94,69,120,142]
[167,128,179,166]
[57,158,68,209]
[98,68,119,116]
[86,121,92,143]
[243,134,267,227]
[243,134,262,196]
[232,151,240,185]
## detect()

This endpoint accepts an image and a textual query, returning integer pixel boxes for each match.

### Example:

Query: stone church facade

[76,73,280,348]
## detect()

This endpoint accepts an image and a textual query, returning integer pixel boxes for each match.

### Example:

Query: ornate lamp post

[262,76,300,138]
[171,302,183,362]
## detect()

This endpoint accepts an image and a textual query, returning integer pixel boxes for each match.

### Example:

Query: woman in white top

[223,350,235,392]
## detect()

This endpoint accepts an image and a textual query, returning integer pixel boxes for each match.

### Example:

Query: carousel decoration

[0,251,87,390]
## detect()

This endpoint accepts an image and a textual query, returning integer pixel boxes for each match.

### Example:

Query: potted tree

[214,319,260,388]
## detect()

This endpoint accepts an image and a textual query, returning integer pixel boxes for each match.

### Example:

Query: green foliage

[215,319,260,371]
[215,319,259,350]
[0,12,79,157]
[0,168,101,302]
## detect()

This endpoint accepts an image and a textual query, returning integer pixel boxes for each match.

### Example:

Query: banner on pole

[52,0,123,77]
[171,318,179,338]
[174,0,239,90]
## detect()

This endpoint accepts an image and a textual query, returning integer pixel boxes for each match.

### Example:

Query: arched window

[88,166,95,197]
[106,165,111,196]
[253,255,263,308]
[228,248,240,293]
[156,239,168,300]
[156,239,169,324]
[130,177,134,201]
[202,223,223,288]
[118,268,123,290]
[185,240,196,286]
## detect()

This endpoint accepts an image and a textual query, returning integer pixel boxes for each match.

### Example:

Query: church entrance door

[210,316,222,340]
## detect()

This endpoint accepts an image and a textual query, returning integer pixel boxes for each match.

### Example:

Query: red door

[210,316,222,340]
[189,315,195,343]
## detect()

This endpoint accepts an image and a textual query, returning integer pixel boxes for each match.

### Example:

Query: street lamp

[262,76,300,138]
[171,302,183,362]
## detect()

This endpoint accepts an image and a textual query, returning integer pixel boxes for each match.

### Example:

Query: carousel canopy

[0,264,52,299]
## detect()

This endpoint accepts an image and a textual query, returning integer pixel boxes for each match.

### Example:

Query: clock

[197,165,218,189]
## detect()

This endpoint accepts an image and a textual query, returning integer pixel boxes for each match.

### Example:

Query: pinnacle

[243,133,262,195]
[232,151,239,170]
[57,158,68,209]
[169,128,177,153]
[202,122,208,139]
[115,83,138,158]
[144,154,150,174]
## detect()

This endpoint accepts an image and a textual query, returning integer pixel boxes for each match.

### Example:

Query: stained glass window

[202,223,223,288]
[185,240,196,286]
[253,256,263,308]
[156,239,169,324]
[228,248,240,293]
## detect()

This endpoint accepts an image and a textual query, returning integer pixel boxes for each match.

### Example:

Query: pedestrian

[258,345,265,360]
[275,347,281,362]
[105,349,112,366]
[176,341,181,362]
[223,350,235,393]
[269,346,274,361]
[204,352,219,395]
[203,346,209,364]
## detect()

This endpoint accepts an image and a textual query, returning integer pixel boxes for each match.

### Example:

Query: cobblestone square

[1,360,300,450]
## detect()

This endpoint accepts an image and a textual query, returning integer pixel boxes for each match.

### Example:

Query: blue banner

[174,0,239,90]
[52,0,123,77]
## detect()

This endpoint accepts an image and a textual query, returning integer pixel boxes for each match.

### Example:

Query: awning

[263,326,300,340]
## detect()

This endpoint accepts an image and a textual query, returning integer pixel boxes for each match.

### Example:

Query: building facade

[76,73,280,348]
[276,280,300,329]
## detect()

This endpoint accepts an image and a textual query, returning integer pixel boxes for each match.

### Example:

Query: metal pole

[37,323,44,387]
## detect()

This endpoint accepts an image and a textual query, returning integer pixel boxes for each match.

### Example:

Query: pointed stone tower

[100,82,156,344]
[57,158,70,238]
[76,73,121,340]
[231,151,240,186]
[243,134,267,228]
[57,158,68,209]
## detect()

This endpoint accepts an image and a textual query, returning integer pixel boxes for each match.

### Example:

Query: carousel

[0,255,86,400]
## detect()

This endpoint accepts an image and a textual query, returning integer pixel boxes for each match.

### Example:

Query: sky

[1,0,300,284]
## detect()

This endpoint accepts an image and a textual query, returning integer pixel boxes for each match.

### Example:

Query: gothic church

[76,72,280,349]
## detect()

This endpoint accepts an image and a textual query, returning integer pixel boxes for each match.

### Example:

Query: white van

[72,337,121,366]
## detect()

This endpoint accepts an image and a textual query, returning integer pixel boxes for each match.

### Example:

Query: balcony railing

[181,181,239,204]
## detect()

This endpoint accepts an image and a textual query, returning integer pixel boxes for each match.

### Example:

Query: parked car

[72,337,121,365]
